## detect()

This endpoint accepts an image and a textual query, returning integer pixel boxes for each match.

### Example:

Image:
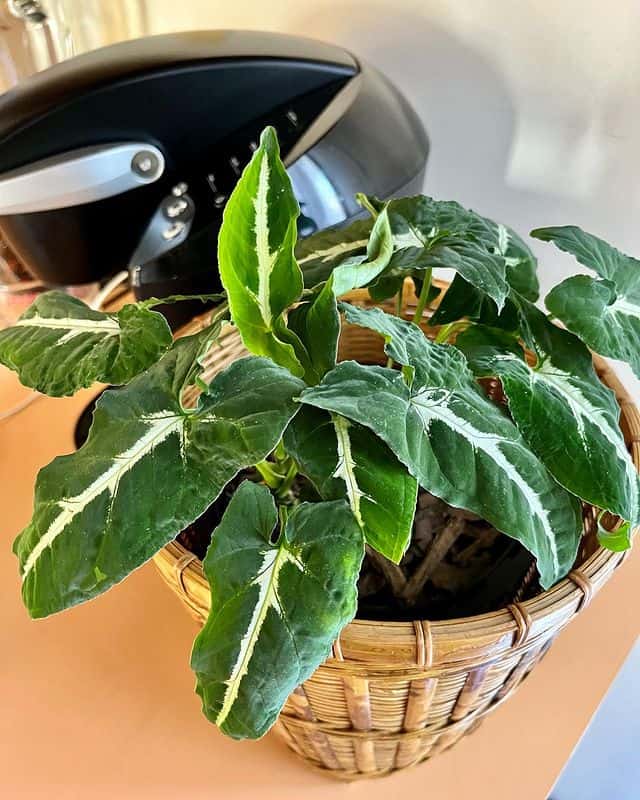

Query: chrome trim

[284,73,362,166]
[0,142,165,215]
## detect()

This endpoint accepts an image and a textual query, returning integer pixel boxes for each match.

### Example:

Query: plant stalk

[276,459,300,500]
[255,460,283,490]
[401,517,465,606]
[434,319,468,345]
[412,268,433,324]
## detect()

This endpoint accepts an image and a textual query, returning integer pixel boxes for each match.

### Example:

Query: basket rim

[154,286,637,664]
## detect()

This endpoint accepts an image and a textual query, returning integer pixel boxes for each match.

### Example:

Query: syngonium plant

[2,127,639,740]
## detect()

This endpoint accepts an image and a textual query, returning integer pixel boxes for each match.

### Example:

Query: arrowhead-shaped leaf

[379,196,534,312]
[191,481,364,739]
[218,127,304,376]
[535,226,640,378]
[532,225,637,285]
[302,306,582,588]
[284,406,417,562]
[457,301,640,526]
[295,208,393,298]
[0,291,172,396]
[14,333,305,618]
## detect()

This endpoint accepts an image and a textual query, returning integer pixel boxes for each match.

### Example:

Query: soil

[357,492,538,620]
[177,472,539,622]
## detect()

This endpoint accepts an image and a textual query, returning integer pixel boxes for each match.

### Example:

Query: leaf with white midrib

[14,332,305,618]
[296,218,373,288]
[331,414,366,526]
[457,304,640,526]
[302,305,582,588]
[218,127,304,376]
[377,195,526,311]
[536,225,640,379]
[284,406,417,563]
[0,291,173,396]
[191,481,364,739]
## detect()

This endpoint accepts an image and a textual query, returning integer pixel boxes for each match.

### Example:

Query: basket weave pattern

[153,286,637,779]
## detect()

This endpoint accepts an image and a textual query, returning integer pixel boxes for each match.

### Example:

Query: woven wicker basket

[153,283,637,780]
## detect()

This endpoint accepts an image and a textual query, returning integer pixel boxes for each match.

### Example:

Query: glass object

[0,1,73,91]
[57,0,149,54]
[0,1,149,94]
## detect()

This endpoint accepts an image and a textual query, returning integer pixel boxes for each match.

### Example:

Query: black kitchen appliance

[0,30,428,324]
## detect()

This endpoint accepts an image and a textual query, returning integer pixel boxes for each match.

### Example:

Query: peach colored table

[1,365,638,799]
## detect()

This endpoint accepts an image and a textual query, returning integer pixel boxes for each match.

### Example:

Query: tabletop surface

[1,365,638,800]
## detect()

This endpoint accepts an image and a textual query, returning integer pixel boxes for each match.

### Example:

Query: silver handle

[0,142,165,215]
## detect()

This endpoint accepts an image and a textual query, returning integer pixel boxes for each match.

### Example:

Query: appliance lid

[0,30,357,151]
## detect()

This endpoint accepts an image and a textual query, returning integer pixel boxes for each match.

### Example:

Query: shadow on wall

[290,3,516,211]
[287,3,640,299]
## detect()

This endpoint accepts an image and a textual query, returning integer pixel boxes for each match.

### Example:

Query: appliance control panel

[135,79,346,272]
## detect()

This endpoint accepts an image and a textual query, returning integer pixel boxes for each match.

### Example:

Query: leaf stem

[356,193,380,219]
[276,459,299,500]
[434,319,468,345]
[412,267,433,324]
[255,460,283,490]
[274,438,287,463]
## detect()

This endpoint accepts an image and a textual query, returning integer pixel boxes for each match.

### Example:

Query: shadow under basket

[153,286,637,780]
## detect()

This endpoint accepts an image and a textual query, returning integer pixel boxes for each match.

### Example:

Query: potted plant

[2,127,637,779]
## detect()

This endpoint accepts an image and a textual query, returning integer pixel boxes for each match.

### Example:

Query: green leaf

[191,481,364,739]
[284,406,417,562]
[286,278,339,384]
[14,333,305,618]
[597,518,632,553]
[546,274,640,378]
[429,232,538,329]
[428,212,538,328]
[140,293,226,309]
[0,291,172,396]
[175,314,228,405]
[368,273,405,303]
[536,226,640,378]
[411,241,509,311]
[378,195,538,312]
[218,126,304,376]
[502,229,540,301]
[457,302,640,525]
[331,207,394,296]
[430,276,521,330]
[532,225,636,287]
[302,306,582,588]
[296,218,373,288]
